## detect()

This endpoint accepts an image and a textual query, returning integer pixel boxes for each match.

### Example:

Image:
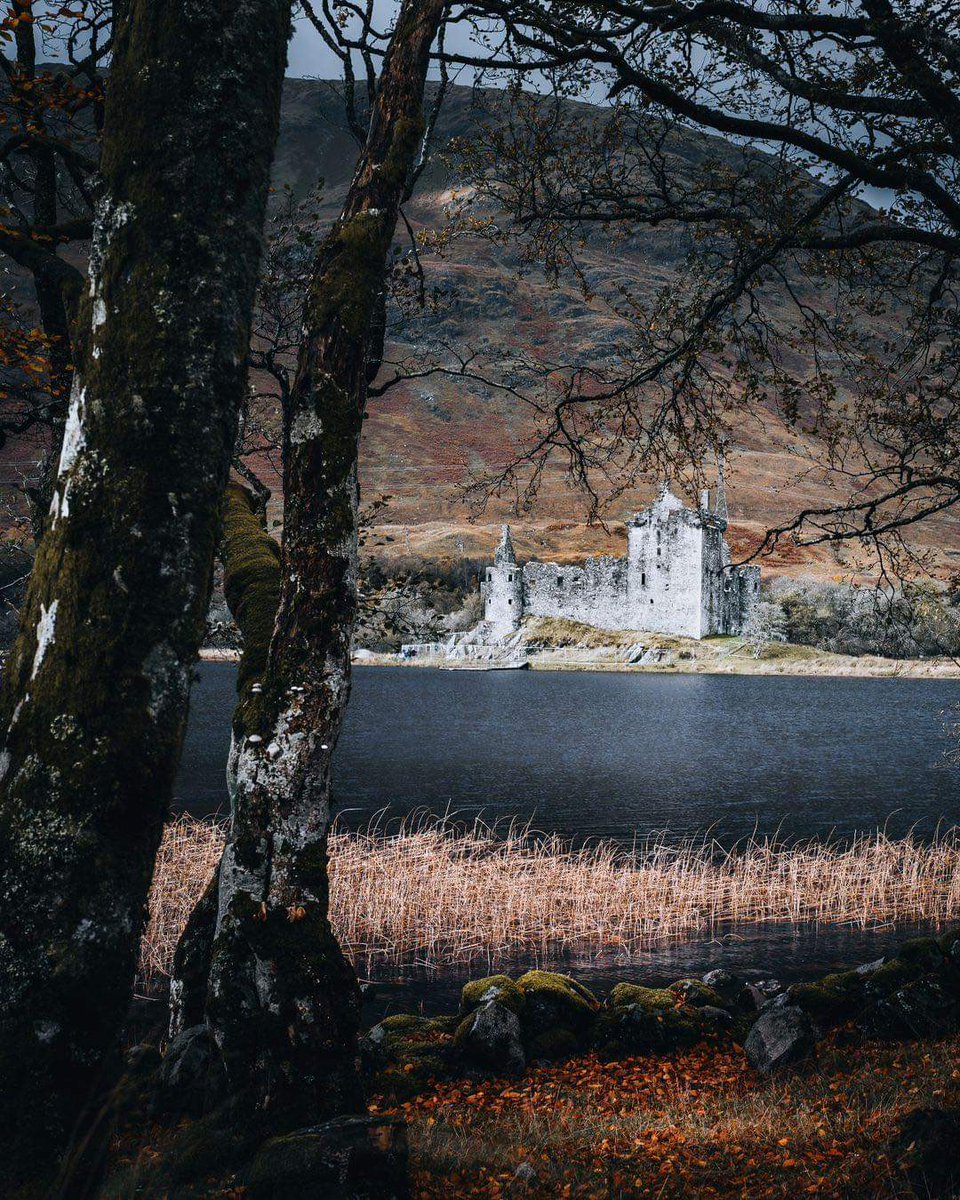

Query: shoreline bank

[199,644,960,677]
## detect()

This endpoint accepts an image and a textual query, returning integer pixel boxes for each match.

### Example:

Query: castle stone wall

[523,556,627,630]
[627,495,706,637]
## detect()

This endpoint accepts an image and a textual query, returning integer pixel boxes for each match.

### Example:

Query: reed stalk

[138,813,960,993]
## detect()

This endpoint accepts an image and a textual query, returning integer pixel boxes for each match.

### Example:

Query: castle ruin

[480,484,760,640]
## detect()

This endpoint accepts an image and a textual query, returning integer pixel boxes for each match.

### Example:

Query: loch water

[178,663,959,842]
[174,663,960,1002]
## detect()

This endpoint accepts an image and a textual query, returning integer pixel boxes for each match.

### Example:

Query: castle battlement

[480,485,760,640]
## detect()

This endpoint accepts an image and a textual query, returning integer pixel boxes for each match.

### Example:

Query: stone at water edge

[459,974,526,1017]
[455,998,526,1074]
[744,979,785,1010]
[701,968,745,1006]
[247,1115,409,1200]
[744,1005,818,1075]
[860,976,960,1041]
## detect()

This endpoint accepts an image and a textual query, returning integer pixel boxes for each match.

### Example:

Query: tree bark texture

[203,0,448,1126]
[0,1,292,1190]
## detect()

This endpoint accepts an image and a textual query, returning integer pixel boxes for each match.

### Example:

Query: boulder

[860,976,960,1041]
[699,1005,734,1028]
[360,1014,457,1097]
[594,986,705,1055]
[744,1005,817,1075]
[154,1024,225,1116]
[668,978,726,1009]
[455,999,525,1074]
[247,1115,409,1200]
[608,983,675,1010]
[744,979,784,1010]
[788,969,865,1024]
[897,937,945,972]
[890,1107,960,1199]
[515,970,599,1055]
[701,968,745,1006]
[460,974,525,1017]
[526,1027,580,1060]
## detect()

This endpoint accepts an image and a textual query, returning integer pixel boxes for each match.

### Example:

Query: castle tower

[481,524,524,638]
[627,484,707,637]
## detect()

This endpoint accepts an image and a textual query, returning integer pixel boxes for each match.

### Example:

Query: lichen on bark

[0,1,294,1191]
[194,0,449,1130]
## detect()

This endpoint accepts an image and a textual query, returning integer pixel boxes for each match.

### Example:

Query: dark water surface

[175,664,959,992]
[178,663,959,842]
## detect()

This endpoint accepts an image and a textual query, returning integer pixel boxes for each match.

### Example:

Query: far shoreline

[198,643,960,679]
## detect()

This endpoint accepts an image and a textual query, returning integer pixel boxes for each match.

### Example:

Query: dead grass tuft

[139,814,960,993]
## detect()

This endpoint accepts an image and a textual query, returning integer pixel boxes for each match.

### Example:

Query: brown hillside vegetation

[270,81,959,584]
[3,79,957,583]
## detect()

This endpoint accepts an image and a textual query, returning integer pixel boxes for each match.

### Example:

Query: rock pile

[361,929,960,1094]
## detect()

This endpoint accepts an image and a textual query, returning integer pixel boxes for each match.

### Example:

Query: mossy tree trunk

[0,1,293,1191]
[202,0,447,1126]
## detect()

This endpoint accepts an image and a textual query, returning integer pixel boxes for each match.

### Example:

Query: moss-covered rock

[938,928,960,959]
[246,1115,408,1200]
[360,1013,456,1097]
[863,956,925,999]
[593,999,704,1056]
[527,1028,580,1060]
[460,974,525,1017]
[896,937,945,972]
[609,984,676,1012]
[454,1000,526,1074]
[668,979,726,1009]
[516,971,599,1034]
[788,970,866,1024]
[860,976,960,1041]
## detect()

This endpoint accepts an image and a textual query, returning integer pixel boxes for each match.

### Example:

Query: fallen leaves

[372,1032,960,1199]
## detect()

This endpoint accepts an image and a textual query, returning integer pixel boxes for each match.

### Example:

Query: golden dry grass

[138,814,960,994]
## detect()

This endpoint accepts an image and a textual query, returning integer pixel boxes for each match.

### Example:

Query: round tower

[483,524,523,638]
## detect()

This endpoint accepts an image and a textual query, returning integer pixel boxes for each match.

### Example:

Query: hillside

[265,80,957,583]
[4,78,957,584]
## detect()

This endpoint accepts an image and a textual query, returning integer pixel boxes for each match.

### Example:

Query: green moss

[221,480,281,730]
[517,971,598,1010]
[864,957,924,997]
[939,928,960,957]
[788,970,865,1023]
[668,979,725,1009]
[609,984,676,1012]
[593,1000,704,1056]
[460,975,524,1016]
[378,1014,426,1035]
[896,937,944,970]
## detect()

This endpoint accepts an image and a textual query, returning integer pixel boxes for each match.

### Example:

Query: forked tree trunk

[203,0,447,1125]
[0,1,292,1190]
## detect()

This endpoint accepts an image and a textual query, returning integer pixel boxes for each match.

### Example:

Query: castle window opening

[557,575,564,586]
[641,572,646,586]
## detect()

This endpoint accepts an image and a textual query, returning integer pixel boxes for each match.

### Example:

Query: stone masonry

[480,484,760,640]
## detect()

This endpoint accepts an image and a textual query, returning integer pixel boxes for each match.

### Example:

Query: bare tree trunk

[203,0,447,1126]
[0,1,292,1191]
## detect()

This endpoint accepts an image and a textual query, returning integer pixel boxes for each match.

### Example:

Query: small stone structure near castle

[481,483,760,640]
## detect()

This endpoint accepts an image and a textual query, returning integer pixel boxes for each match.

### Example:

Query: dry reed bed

[139,814,960,992]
